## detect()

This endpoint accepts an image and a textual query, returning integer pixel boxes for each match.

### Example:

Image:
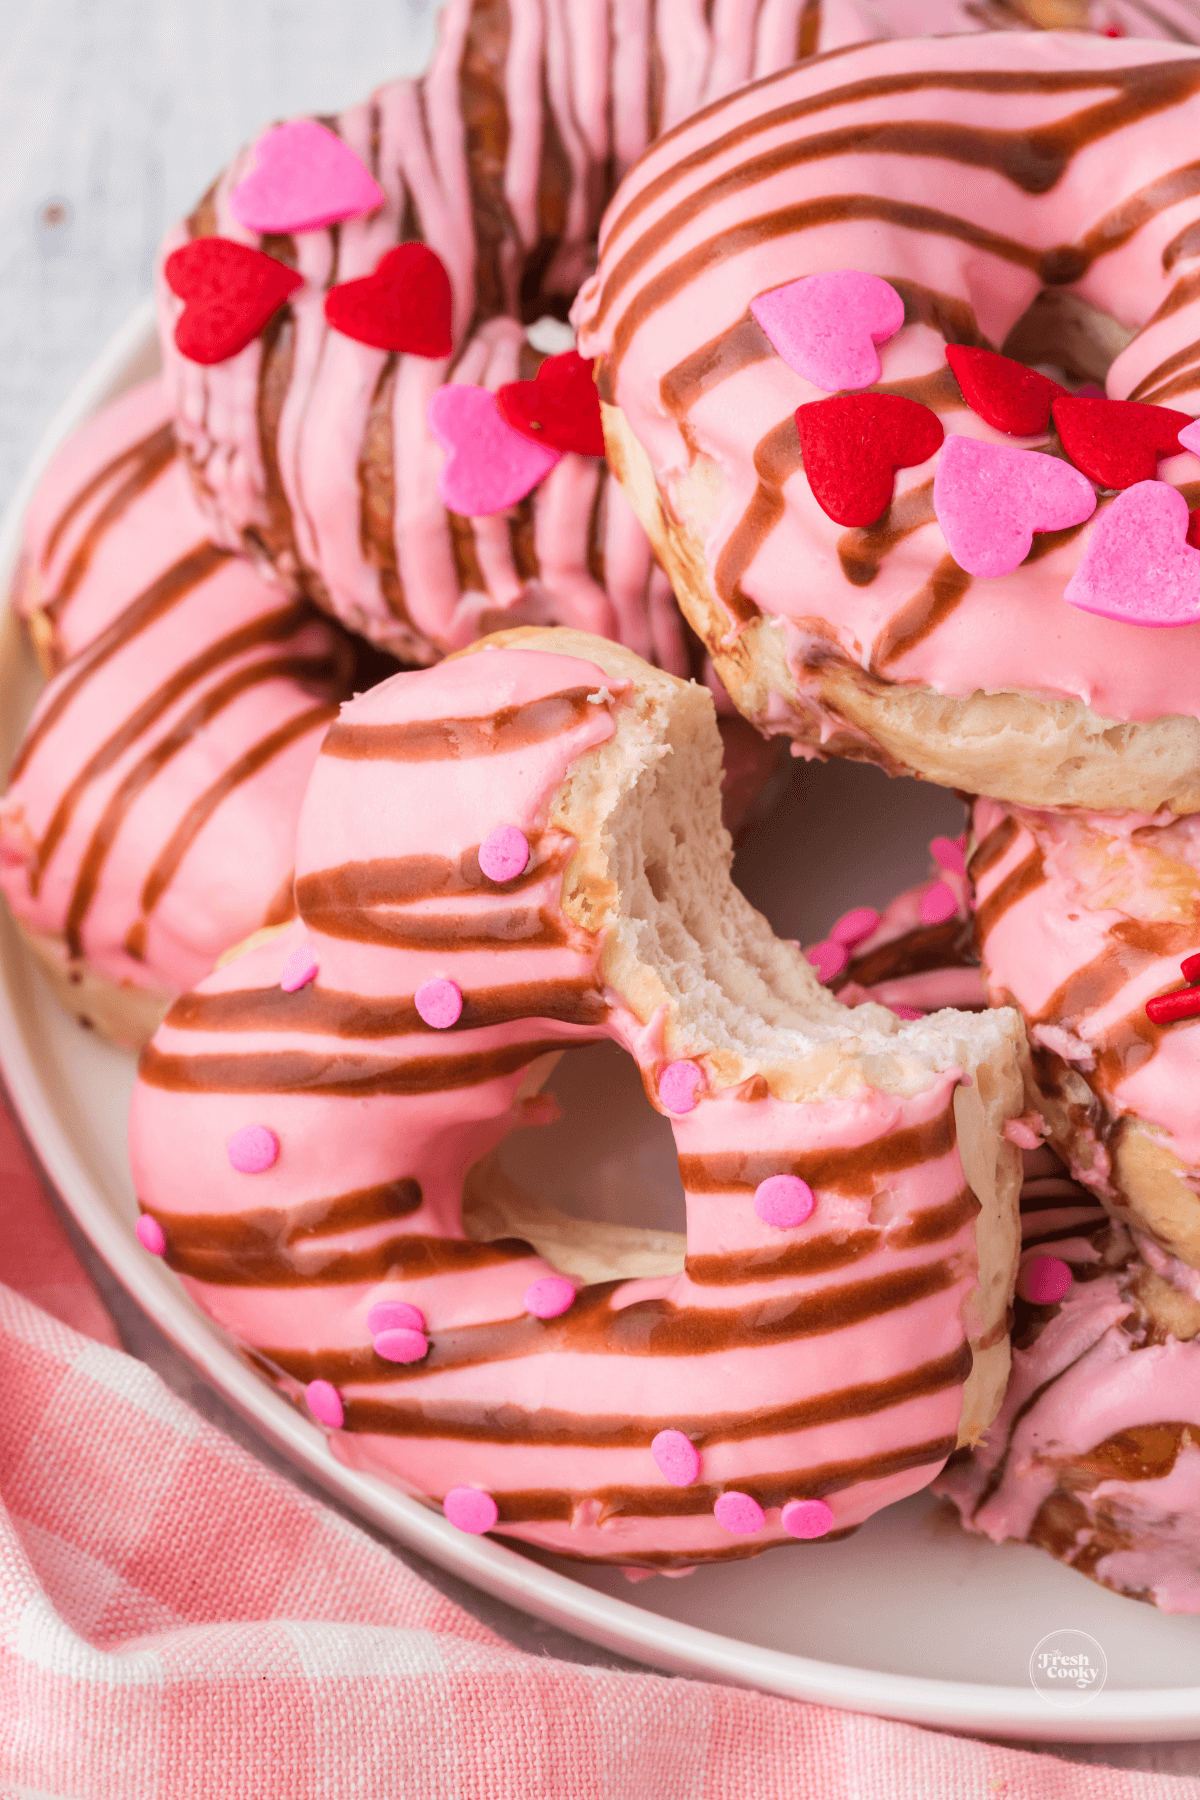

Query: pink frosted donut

[0,380,352,1045]
[971,796,1200,1272]
[128,627,1027,1568]
[573,32,1200,816]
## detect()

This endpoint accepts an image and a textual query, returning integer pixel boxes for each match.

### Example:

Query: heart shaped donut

[574,33,1200,817]
[128,629,1024,1569]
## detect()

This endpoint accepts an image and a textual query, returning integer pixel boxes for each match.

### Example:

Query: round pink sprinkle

[753,1174,815,1231]
[806,939,849,982]
[524,1276,576,1319]
[714,1491,765,1536]
[415,977,463,1030]
[280,943,318,993]
[227,1124,278,1174]
[651,1429,700,1488]
[478,825,530,885]
[1019,1255,1073,1305]
[919,881,958,927]
[373,1327,429,1364]
[305,1379,344,1429]
[135,1214,166,1256]
[830,906,880,947]
[890,1004,925,1021]
[782,1497,835,1539]
[367,1300,425,1335]
[659,1060,703,1114]
[444,1486,499,1534]
[930,835,967,877]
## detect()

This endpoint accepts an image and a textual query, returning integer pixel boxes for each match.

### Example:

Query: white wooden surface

[2,2,1199,1780]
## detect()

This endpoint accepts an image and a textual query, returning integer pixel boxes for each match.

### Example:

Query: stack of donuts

[8,0,1200,1588]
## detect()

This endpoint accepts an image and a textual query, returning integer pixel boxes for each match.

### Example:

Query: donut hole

[1000,288,1134,389]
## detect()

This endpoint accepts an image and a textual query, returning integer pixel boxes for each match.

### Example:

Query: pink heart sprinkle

[280,943,318,993]
[1019,1255,1073,1305]
[659,1060,704,1114]
[751,272,904,392]
[806,939,848,982]
[1180,420,1200,457]
[415,977,463,1030]
[478,825,530,884]
[713,1491,765,1536]
[890,1004,925,1020]
[135,1214,166,1256]
[1064,481,1200,627]
[367,1300,425,1335]
[930,835,967,877]
[753,1174,815,1230]
[781,1497,835,1539]
[829,905,879,947]
[427,386,561,516]
[933,435,1096,578]
[230,119,384,235]
[444,1486,499,1534]
[227,1124,278,1174]
[919,881,958,926]
[524,1276,576,1319]
[651,1429,700,1488]
[305,1379,344,1429]
[372,1327,429,1364]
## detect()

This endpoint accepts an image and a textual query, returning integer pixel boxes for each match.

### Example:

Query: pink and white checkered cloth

[0,1096,1196,1799]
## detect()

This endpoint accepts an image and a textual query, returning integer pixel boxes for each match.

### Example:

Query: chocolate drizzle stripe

[1129,331,1200,399]
[145,1178,423,1256]
[164,976,607,1038]
[31,600,311,887]
[687,1187,977,1285]
[310,1344,973,1447]
[598,60,1200,294]
[294,845,561,914]
[659,312,773,417]
[845,917,978,989]
[322,687,599,762]
[156,1224,537,1289]
[680,1103,957,1198]
[62,662,334,958]
[8,542,231,784]
[299,901,570,955]
[874,556,973,672]
[713,414,800,623]
[43,425,177,619]
[484,1434,958,1524]
[837,480,936,588]
[137,1035,579,1098]
[972,847,1047,950]
[968,816,1020,883]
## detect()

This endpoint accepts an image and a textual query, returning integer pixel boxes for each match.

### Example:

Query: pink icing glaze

[0,379,350,1013]
[227,1125,279,1174]
[573,34,1200,733]
[128,643,990,1567]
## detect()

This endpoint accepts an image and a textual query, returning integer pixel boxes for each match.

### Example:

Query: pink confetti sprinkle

[373,1327,429,1364]
[479,825,530,884]
[227,1124,279,1174]
[651,1429,700,1488]
[753,1174,815,1231]
[305,1379,344,1429]
[367,1300,425,1335]
[829,906,879,947]
[714,1491,765,1536]
[781,1497,835,1539]
[415,977,463,1030]
[1019,1255,1073,1305]
[444,1486,499,1534]
[806,939,849,982]
[280,944,318,992]
[890,1004,925,1021]
[919,882,958,927]
[524,1276,576,1319]
[135,1214,166,1256]
[930,836,967,877]
[659,1060,703,1114]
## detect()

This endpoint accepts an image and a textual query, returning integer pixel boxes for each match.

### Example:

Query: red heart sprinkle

[796,394,944,528]
[1187,509,1200,551]
[164,239,302,366]
[1051,396,1192,490]
[324,243,452,357]
[495,351,605,458]
[945,345,1066,436]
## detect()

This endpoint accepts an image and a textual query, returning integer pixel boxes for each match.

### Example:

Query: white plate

[3,307,1200,1745]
